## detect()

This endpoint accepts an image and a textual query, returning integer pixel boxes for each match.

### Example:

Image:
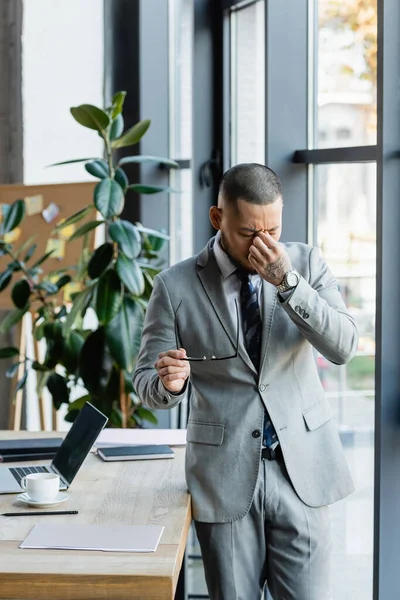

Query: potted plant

[0,91,178,427]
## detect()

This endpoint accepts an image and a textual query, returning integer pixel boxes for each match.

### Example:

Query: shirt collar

[213,232,238,280]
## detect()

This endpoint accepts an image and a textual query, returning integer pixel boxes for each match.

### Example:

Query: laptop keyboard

[9,465,51,485]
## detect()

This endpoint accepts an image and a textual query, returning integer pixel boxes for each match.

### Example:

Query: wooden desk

[0,431,191,600]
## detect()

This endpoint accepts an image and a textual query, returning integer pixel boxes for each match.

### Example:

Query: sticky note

[25,194,44,216]
[4,227,22,243]
[63,282,82,303]
[42,202,60,224]
[45,238,65,259]
[57,222,76,240]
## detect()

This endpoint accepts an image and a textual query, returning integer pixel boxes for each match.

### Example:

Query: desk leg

[175,550,187,600]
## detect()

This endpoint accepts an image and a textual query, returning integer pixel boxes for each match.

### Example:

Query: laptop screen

[51,402,108,485]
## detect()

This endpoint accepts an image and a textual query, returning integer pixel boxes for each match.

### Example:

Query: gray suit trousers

[195,454,333,600]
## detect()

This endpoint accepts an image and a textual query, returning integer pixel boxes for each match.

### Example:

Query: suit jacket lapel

[196,241,256,373]
[260,279,278,376]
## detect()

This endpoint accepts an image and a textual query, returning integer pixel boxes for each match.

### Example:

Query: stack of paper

[20,523,164,553]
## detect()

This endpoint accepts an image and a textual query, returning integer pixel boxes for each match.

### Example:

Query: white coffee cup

[20,473,60,502]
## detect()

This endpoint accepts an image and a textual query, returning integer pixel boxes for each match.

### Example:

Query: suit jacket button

[162,398,169,405]
[304,312,309,319]
[259,384,266,392]
[295,305,300,312]
[252,430,261,438]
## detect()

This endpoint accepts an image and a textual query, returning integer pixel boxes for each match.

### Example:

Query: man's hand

[248,231,292,286]
[154,348,191,394]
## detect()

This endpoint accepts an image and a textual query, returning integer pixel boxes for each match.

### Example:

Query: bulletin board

[0,182,97,310]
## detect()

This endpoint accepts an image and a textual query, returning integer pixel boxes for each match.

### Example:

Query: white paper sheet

[96,428,187,447]
[20,523,164,553]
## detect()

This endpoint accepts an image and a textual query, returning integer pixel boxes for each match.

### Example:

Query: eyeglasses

[174,299,240,362]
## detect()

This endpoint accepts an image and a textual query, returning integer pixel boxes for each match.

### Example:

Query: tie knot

[236,268,250,283]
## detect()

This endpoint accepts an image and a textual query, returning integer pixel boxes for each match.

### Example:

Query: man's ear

[209,206,222,230]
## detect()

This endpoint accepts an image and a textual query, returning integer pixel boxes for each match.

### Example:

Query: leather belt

[261,445,282,461]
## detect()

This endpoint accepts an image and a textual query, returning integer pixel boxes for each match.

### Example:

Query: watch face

[286,271,299,287]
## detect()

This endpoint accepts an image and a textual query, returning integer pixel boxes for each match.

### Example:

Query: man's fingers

[158,349,186,360]
[249,245,264,262]
[162,372,188,383]
[158,365,187,377]
[257,231,278,247]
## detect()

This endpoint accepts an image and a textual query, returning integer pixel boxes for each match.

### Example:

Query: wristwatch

[276,269,300,293]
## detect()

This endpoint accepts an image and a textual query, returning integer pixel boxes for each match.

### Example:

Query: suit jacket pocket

[303,399,333,431]
[187,421,225,445]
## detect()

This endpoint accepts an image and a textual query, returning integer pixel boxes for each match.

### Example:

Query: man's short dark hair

[219,163,282,206]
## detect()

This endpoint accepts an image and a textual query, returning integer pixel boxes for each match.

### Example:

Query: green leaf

[0,270,12,292]
[79,328,114,396]
[15,370,28,395]
[54,206,93,230]
[47,373,70,410]
[128,184,175,194]
[116,255,145,296]
[63,290,90,333]
[94,179,125,219]
[2,199,25,234]
[61,331,85,374]
[67,394,90,412]
[114,167,128,190]
[136,406,158,425]
[0,346,20,359]
[111,91,126,119]
[11,280,30,309]
[96,269,123,325]
[6,362,20,378]
[118,155,179,169]
[0,307,27,334]
[56,275,71,289]
[47,158,101,167]
[68,220,104,241]
[15,234,37,258]
[88,242,114,279]
[105,297,144,372]
[23,243,37,262]
[85,159,109,179]
[110,114,124,141]
[30,250,55,268]
[43,323,64,369]
[109,220,141,260]
[70,104,110,132]
[31,361,49,372]
[36,281,59,295]
[112,119,151,149]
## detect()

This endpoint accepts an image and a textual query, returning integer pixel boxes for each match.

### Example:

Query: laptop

[0,402,108,494]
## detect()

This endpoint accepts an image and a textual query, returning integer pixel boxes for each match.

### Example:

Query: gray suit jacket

[133,239,358,523]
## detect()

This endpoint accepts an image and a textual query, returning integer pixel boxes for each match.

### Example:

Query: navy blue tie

[238,272,278,448]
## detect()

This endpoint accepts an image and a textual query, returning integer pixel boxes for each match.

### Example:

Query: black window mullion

[293,145,378,165]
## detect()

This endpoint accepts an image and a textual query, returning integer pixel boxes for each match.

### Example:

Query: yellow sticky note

[63,282,82,303]
[58,223,76,240]
[45,238,65,259]
[25,194,44,216]
[4,227,22,243]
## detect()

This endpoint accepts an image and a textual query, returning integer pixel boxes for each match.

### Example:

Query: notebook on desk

[97,444,175,462]
[21,522,164,553]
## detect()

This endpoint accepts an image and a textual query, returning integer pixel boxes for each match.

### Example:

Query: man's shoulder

[282,241,313,261]
[157,254,199,285]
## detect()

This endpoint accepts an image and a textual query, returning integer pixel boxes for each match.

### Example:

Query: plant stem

[104,135,115,180]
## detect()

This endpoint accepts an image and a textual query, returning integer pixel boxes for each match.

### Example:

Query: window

[310,2,378,598]
[22,0,104,184]
[230,0,265,165]
[317,0,377,148]
[168,0,194,265]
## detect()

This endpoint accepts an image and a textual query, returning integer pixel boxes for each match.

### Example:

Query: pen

[1,510,78,517]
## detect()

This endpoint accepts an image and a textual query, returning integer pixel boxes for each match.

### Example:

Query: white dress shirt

[213,232,263,334]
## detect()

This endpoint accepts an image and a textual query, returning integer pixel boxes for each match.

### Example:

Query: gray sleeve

[279,246,359,364]
[133,274,189,410]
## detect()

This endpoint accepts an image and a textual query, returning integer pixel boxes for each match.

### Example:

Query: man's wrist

[276,268,300,293]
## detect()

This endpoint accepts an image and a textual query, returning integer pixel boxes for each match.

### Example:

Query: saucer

[16,491,69,507]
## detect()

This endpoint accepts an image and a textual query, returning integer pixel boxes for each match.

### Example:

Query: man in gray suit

[134,163,358,600]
